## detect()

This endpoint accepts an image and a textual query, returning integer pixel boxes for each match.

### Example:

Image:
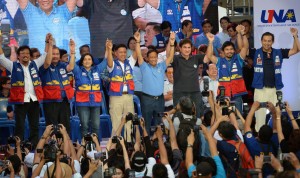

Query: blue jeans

[232,95,243,114]
[77,106,100,136]
[141,93,164,134]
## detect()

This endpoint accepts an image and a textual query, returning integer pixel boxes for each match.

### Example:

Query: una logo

[261,9,296,23]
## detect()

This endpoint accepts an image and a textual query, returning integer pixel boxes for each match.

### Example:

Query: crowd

[0,0,300,177]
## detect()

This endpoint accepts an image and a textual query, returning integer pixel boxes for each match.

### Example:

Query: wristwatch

[187,144,193,148]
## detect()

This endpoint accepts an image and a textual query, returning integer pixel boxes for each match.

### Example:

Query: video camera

[44,140,59,161]
[276,91,286,111]
[126,112,140,125]
[201,77,210,97]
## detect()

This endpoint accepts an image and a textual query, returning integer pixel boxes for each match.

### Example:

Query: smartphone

[280,153,290,160]
[94,152,102,160]
[263,155,271,163]
[260,102,268,108]
[222,107,229,115]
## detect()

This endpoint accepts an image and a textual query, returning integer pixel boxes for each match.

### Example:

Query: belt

[142,93,163,100]
[122,92,128,94]
[264,86,275,89]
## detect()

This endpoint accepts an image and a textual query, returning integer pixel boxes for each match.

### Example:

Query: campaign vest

[9,61,43,104]
[252,48,284,90]
[177,31,192,41]
[218,55,247,97]
[74,66,102,107]
[155,33,167,49]
[109,59,134,96]
[40,62,74,102]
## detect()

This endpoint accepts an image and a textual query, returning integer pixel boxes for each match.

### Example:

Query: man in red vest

[0,34,52,146]
[206,25,249,113]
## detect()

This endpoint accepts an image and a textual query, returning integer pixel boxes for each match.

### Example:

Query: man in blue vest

[206,25,249,113]
[175,20,193,44]
[249,28,300,131]
[0,33,51,146]
[39,39,76,134]
[152,21,172,53]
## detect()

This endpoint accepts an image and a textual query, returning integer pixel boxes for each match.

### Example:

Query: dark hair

[17,45,31,55]
[147,49,158,57]
[147,45,157,51]
[6,155,21,175]
[114,44,127,51]
[0,76,10,90]
[218,121,236,140]
[258,125,273,143]
[227,23,238,31]
[165,65,173,73]
[275,170,298,178]
[198,157,217,176]
[127,37,136,49]
[30,48,40,57]
[203,110,213,127]
[79,53,94,67]
[179,96,194,115]
[221,41,236,51]
[160,21,172,30]
[79,44,90,53]
[288,129,300,154]
[240,19,252,26]
[154,24,161,33]
[179,38,193,48]
[59,49,67,59]
[220,16,231,23]
[261,32,275,42]
[182,20,192,29]
[80,157,91,176]
[152,163,168,178]
[201,19,212,27]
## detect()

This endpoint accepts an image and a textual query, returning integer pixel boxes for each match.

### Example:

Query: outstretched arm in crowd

[209,115,230,138]
[288,28,300,57]
[164,114,179,150]
[156,126,169,165]
[245,101,260,133]
[236,24,249,59]
[286,102,299,130]
[66,39,76,72]
[119,136,131,170]
[206,33,218,63]
[165,32,176,66]
[185,130,195,169]
[106,39,114,68]
[134,29,144,66]
[59,124,71,156]
[43,34,53,69]
[275,106,285,144]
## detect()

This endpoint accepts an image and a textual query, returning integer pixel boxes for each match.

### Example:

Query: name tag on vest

[254,67,263,73]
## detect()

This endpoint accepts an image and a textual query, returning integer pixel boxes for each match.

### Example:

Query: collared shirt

[200,76,219,107]
[140,61,167,96]
[194,32,222,56]
[163,80,173,107]
[21,3,72,53]
[216,31,230,45]
[0,53,47,102]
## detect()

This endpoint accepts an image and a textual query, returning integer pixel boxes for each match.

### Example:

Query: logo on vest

[275,69,281,74]
[193,64,197,68]
[231,63,237,73]
[60,69,66,75]
[254,67,263,73]
[275,55,280,66]
[167,9,173,15]
[82,72,87,76]
[93,72,99,80]
[31,68,37,75]
[17,68,22,72]
[257,54,262,65]
[222,64,226,68]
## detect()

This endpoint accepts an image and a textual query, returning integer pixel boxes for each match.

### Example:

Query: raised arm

[286,102,299,130]
[201,124,218,156]
[206,33,218,63]
[134,30,144,66]
[106,39,114,68]
[165,32,175,66]
[65,0,77,12]
[17,0,29,10]
[245,101,260,133]
[236,25,249,59]
[43,34,53,69]
[66,39,76,72]
[165,115,179,150]
[119,137,131,169]
[156,126,169,165]
[275,106,284,143]
[288,28,300,57]
[185,130,195,169]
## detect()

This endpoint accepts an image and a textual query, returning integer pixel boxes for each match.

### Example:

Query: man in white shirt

[164,66,174,111]
[216,16,231,45]
[200,63,219,108]
[0,34,51,146]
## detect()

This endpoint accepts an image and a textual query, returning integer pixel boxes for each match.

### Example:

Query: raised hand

[290,27,298,36]
[106,39,113,50]
[236,24,245,34]
[206,33,214,43]
[69,39,75,53]
[134,29,141,42]
[169,32,176,45]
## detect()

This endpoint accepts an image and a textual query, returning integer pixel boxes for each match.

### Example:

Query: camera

[201,77,209,97]
[222,107,229,116]
[52,124,62,135]
[21,141,32,152]
[7,136,16,145]
[132,114,140,125]
[276,91,286,110]
[84,133,93,142]
[44,141,59,161]
[157,112,167,118]
[280,153,290,161]
[128,170,135,178]
[104,167,116,178]
[126,113,134,122]
[216,86,226,106]
[1,19,11,57]
[112,136,120,143]
[150,123,165,133]
[263,155,271,164]
[260,102,268,108]
[0,160,9,168]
